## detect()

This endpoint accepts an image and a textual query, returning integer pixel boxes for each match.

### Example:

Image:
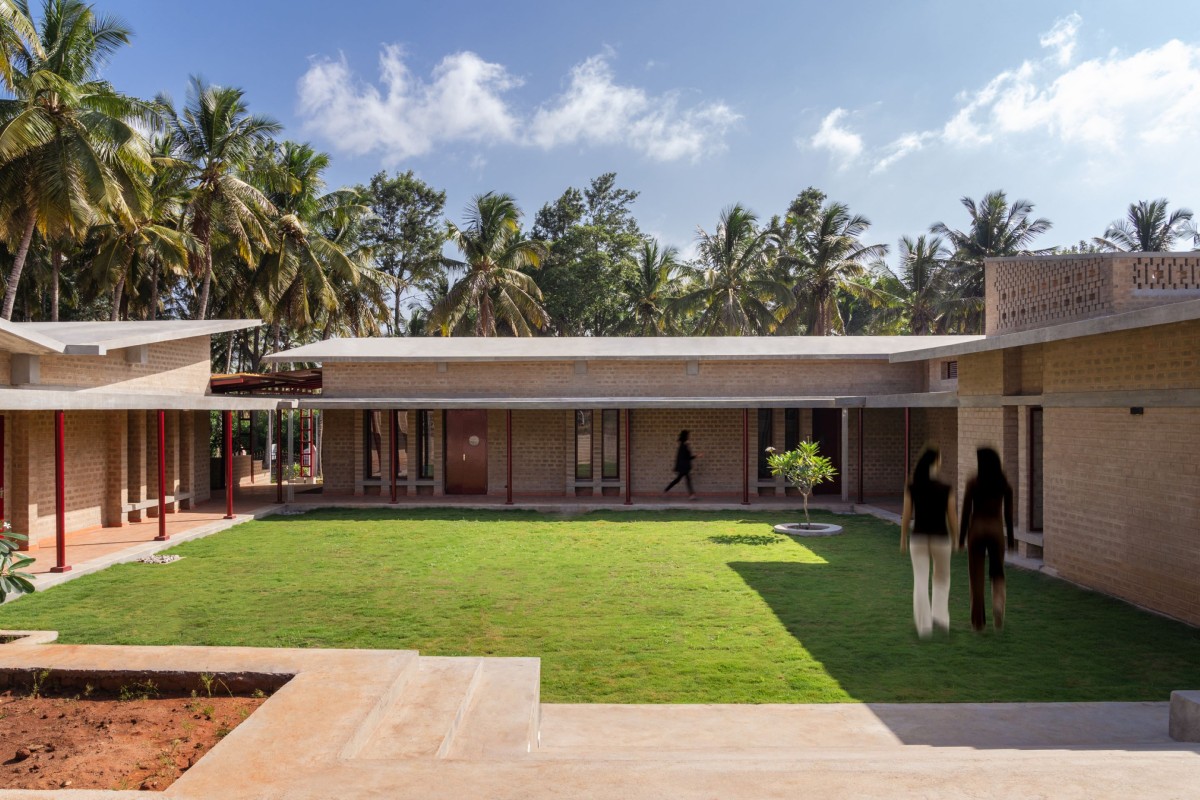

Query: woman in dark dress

[900,448,958,638]
[663,430,699,499]
[959,447,1015,631]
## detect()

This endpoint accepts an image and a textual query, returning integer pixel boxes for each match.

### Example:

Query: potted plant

[0,522,36,602]
[766,442,838,529]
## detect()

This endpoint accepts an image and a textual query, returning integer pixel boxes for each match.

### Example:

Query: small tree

[766,442,838,528]
[0,523,35,602]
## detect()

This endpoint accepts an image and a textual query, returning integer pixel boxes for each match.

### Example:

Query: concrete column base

[1169,690,1200,741]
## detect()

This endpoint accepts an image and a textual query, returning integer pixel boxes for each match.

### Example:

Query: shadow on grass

[707,534,786,546]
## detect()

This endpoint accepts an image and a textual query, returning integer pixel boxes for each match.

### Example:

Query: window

[784,408,801,451]
[602,409,620,480]
[757,408,774,480]
[363,410,382,480]
[417,410,434,479]
[575,410,593,480]
[941,360,959,380]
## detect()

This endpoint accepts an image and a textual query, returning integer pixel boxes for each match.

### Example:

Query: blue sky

[105,0,1200,262]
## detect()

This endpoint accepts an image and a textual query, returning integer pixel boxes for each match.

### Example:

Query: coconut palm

[162,76,280,319]
[429,192,549,337]
[679,204,788,336]
[930,190,1052,333]
[882,235,960,334]
[616,238,681,335]
[0,0,154,320]
[779,201,888,336]
[0,1,39,90]
[1093,199,1194,252]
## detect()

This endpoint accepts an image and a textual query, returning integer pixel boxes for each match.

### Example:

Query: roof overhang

[298,392,959,410]
[0,387,294,412]
[0,319,261,357]
[888,299,1200,363]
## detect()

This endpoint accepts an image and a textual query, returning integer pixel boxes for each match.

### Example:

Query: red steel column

[223,410,234,519]
[155,410,170,539]
[50,410,70,573]
[904,407,911,481]
[857,408,865,505]
[0,414,6,523]
[623,409,632,505]
[275,408,284,504]
[741,408,749,505]
[505,410,513,505]
[390,410,398,504]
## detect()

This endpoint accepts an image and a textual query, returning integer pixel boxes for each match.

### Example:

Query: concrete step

[536,702,1173,759]
[359,656,484,760]
[443,657,541,759]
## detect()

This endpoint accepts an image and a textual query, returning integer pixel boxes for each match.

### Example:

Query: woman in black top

[663,430,699,499]
[900,448,959,638]
[959,447,1015,631]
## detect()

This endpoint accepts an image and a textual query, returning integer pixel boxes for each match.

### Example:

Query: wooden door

[811,408,842,495]
[444,410,488,495]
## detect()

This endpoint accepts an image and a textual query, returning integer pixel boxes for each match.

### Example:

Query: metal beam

[742,408,749,505]
[50,410,70,573]
[623,409,632,506]
[505,410,513,506]
[223,410,234,520]
[157,410,170,538]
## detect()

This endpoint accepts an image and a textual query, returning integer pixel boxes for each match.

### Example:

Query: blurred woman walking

[900,448,958,638]
[959,447,1015,631]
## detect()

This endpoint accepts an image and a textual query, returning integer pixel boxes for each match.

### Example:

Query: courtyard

[2,509,1197,705]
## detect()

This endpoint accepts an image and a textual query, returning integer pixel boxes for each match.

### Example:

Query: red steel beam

[50,410,70,573]
[0,414,6,523]
[505,410,513,505]
[741,408,749,505]
[390,410,399,504]
[223,410,234,520]
[623,409,632,505]
[275,408,283,504]
[156,410,170,539]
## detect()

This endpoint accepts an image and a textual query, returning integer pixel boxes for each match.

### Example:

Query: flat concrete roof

[299,392,959,410]
[266,335,981,364]
[0,386,292,411]
[0,318,261,356]
[888,297,1200,362]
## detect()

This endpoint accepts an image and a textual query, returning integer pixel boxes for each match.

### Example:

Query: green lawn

[1,509,1197,704]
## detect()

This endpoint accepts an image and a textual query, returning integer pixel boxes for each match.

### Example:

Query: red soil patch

[0,689,266,791]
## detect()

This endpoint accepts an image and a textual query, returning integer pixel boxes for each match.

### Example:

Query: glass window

[417,410,434,480]
[575,410,593,480]
[785,408,801,451]
[757,409,774,480]
[601,409,620,480]
[363,410,382,480]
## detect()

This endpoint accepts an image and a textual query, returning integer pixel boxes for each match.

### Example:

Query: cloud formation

[811,15,1200,173]
[809,108,862,168]
[298,49,737,163]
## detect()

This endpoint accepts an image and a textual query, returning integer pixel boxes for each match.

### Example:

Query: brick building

[0,319,280,571]
[266,252,1200,626]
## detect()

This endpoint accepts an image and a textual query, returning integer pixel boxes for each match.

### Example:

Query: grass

[1,509,1198,704]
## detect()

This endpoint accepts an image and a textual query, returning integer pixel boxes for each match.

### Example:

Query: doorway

[811,408,842,495]
[444,410,488,495]
[1029,407,1044,531]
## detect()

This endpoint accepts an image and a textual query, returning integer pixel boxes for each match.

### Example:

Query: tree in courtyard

[766,442,837,529]
[930,190,1052,333]
[361,169,446,336]
[429,192,549,336]
[1093,199,1194,252]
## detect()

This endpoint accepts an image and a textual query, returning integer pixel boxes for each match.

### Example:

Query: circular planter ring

[773,522,843,537]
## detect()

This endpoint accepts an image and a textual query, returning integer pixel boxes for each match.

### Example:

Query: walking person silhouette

[663,430,700,500]
[900,448,958,638]
[959,447,1015,631]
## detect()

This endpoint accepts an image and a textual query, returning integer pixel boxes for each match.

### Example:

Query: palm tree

[1093,199,1194,252]
[0,1,40,90]
[930,190,1052,333]
[678,204,787,336]
[883,235,959,334]
[779,201,888,336]
[162,76,280,319]
[616,238,681,335]
[0,0,153,320]
[429,192,549,337]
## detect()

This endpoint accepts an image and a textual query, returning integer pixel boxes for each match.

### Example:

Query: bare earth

[0,690,266,791]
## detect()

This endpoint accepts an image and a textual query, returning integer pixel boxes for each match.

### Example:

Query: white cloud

[872,131,936,173]
[809,108,863,168]
[1040,13,1082,67]
[298,47,521,162]
[298,48,736,164]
